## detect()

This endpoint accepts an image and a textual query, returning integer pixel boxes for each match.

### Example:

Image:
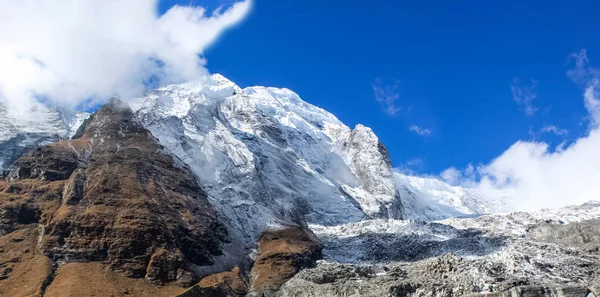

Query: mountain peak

[210,73,234,84]
[157,73,242,97]
[72,98,143,140]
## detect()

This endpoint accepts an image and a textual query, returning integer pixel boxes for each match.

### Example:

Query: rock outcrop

[338,124,404,219]
[0,99,226,288]
[177,266,249,297]
[526,218,600,252]
[198,267,249,296]
[176,226,322,297]
[249,226,323,296]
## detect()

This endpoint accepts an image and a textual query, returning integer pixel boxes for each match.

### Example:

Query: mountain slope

[130,74,404,248]
[1,99,225,289]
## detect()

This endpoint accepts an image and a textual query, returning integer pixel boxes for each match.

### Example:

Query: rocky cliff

[0,99,226,295]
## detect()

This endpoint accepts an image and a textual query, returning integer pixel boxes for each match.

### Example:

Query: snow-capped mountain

[1,74,599,296]
[0,104,88,171]
[0,74,509,234]
[130,74,405,247]
[127,74,515,248]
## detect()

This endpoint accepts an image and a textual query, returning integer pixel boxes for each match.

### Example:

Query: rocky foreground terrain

[279,204,600,297]
[0,74,599,297]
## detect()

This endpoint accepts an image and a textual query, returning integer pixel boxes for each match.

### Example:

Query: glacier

[279,201,600,296]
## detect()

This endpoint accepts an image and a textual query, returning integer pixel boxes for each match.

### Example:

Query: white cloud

[541,125,568,136]
[440,167,462,185]
[372,78,401,115]
[443,49,600,211]
[409,125,431,136]
[440,164,476,185]
[0,0,252,116]
[510,78,539,116]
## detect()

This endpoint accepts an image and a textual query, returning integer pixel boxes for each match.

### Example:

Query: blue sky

[162,0,599,175]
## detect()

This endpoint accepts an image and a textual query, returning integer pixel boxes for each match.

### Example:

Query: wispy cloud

[567,49,596,83]
[567,49,600,128]
[372,78,401,116]
[541,125,568,136]
[396,157,426,175]
[409,125,431,136]
[510,78,539,116]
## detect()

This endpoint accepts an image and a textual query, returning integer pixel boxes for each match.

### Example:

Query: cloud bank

[0,0,252,116]
[442,49,600,211]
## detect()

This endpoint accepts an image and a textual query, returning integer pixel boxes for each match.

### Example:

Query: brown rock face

[0,99,225,287]
[199,266,249,296]
[178,266,249,297]
[249,226,323,296]
[44,262,186,297]
[0,227,54,297]
[178,226,322,297]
